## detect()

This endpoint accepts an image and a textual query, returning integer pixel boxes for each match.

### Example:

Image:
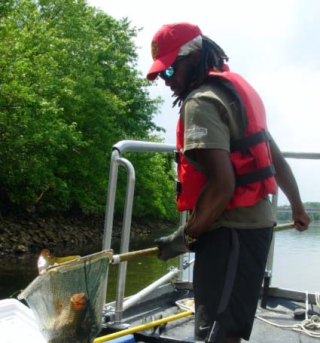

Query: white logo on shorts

[199,325,210,331]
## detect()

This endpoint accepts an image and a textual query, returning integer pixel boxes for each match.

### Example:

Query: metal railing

[282,152,320,159]
[103,140,183,325]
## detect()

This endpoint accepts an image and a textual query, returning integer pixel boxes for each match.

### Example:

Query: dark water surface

[0,223,319,301]
[0,229,177,302]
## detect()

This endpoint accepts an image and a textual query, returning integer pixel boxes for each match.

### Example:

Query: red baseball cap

[147,23,202,81]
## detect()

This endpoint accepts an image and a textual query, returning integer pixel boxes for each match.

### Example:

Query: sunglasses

[159,56,188,80]
[159,66,175,80]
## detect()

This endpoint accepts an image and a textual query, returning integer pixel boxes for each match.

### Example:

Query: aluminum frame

[103,140,180,324]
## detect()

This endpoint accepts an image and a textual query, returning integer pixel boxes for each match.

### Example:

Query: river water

[272,222,320,293]
[0,222,319,300]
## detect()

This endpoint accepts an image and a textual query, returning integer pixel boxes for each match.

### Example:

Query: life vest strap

[230,130,272,154]
[236,165,275,187]
[174,151,180,163]
[175,180,182,194]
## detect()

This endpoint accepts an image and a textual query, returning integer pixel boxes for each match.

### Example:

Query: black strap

[230,130,272,154]
[175,180,182,194]
[217,228,239,314]
[174,151,180,164]
[236,165,275,187]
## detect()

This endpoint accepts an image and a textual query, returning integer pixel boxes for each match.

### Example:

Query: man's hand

[292,210,311,232]
[269,138,311,233]
[155,225,188,261]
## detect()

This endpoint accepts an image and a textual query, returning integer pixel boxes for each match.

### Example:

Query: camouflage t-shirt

[180,81,276,229]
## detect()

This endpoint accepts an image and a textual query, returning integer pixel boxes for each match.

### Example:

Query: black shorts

[193,226,273,342]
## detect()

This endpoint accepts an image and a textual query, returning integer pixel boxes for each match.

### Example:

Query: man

[147,23,310,343]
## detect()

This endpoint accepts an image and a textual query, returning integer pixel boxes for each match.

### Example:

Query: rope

[256,291,320,339]
[256,314,320,338]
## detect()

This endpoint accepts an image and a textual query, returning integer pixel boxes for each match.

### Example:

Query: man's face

[159,55,195,97]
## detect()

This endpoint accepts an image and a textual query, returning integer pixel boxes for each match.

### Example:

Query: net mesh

[19,250,112,343]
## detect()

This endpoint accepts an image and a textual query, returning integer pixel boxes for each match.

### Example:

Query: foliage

[0,0,177,219]
[118,149,177,219]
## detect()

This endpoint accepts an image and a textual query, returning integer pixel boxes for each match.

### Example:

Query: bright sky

[89,0,320,205]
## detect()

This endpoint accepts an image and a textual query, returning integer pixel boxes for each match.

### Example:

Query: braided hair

[173,35,229,107]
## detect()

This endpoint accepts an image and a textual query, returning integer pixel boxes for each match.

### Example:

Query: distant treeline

[277,202,320,222]
[0,0,177,219]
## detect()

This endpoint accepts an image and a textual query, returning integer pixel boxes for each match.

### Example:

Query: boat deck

[252,296,319,343]
[101,284,320,343]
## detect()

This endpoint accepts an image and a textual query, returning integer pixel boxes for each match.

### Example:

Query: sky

[89,0,320,206]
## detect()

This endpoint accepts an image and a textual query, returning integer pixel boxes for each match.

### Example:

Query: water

[272,222,320,293]
[0,230,176,302]
[0,223,319,301]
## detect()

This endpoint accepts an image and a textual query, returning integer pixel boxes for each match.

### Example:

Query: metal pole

[104,141,177,327]
[176,211,188,282]
[261,189,278,308]
[101,150,121,305]
[113,140,176,155]
[123,268,180,312]
[267,188,279,276]
[103,141,175,252]
[103,150,120,251]
[114,157,135,324]
[282,152,320,159]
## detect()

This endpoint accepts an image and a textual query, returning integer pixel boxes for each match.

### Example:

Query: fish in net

[19,250,113,343]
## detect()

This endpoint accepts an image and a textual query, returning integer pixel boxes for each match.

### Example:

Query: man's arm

[184,149,235,238]
[269,139,310,231]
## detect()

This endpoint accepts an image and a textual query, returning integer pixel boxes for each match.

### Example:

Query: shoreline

[0,212,176,256]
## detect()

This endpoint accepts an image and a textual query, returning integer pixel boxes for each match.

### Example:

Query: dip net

[19,250,112,343]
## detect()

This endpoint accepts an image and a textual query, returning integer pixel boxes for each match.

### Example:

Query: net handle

[112,247,159,264]
[111,222,295,264]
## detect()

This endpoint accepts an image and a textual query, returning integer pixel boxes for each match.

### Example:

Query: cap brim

[147,48,180,81]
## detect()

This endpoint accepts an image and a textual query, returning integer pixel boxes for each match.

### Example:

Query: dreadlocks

[173,35,229,107]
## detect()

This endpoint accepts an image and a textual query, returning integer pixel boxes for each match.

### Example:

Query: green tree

[0,0,177,218]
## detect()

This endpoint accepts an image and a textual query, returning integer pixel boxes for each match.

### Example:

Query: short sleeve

[182,92,231,155]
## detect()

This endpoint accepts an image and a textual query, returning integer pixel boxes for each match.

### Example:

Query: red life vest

[176,67,277,212]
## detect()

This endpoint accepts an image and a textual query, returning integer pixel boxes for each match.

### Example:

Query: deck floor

[102,286,320,343]
[251,297,320,343]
